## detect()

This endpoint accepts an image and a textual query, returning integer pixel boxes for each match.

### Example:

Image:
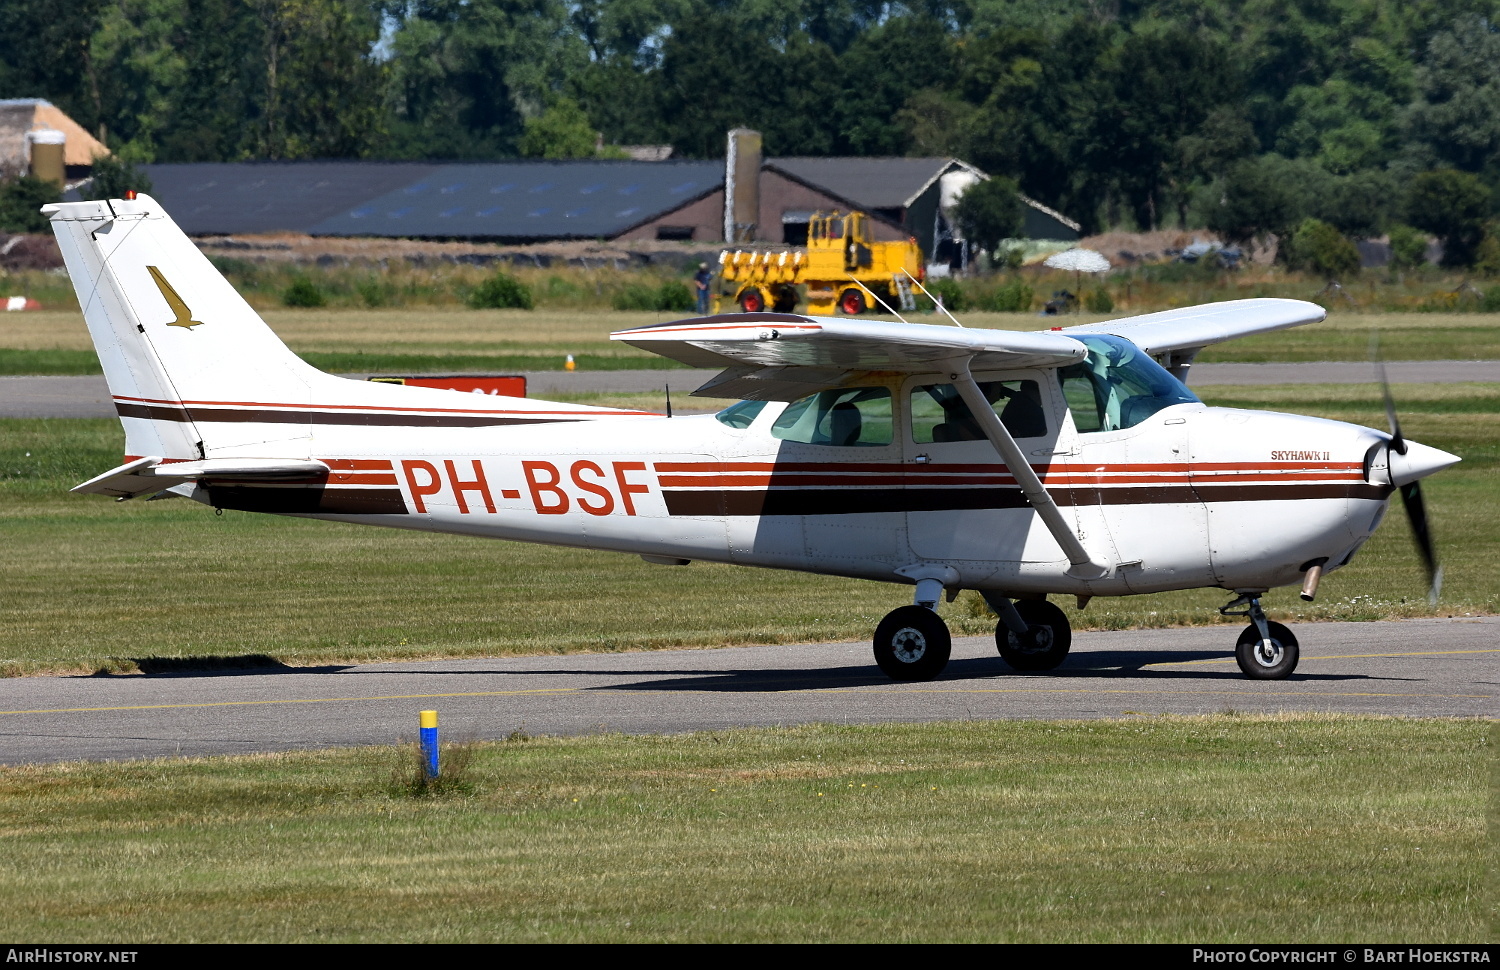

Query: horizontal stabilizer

[73,457,330,499]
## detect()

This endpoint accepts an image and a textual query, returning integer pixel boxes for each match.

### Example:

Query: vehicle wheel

[1235,621,1299,679]
[738,288,765,313]
[995,599,1072,671]
[772,286,798,313]
[873,605,951,681]
[839,287,867,315]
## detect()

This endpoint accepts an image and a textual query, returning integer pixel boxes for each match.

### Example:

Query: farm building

[0,99,109,183]
[117,145,1079,261]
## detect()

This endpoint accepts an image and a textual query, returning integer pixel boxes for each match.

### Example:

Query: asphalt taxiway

[0,617,1491,765]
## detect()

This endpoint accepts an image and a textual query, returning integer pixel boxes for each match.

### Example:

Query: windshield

[1057,335,1199,433]
[715,399,767,429]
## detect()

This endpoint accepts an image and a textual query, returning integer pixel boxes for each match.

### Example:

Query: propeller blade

[1399,480,1442,604]
[1371,332,1406,454]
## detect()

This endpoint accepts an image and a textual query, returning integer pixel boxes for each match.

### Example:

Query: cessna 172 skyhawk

[48,195,1459,681]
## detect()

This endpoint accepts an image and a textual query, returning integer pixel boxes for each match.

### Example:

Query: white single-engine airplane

[49,195,1459,681]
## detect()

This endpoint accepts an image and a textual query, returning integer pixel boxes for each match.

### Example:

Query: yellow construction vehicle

[716,210,925,316]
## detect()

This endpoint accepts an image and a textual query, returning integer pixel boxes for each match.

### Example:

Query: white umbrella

[1043,248,1111,273]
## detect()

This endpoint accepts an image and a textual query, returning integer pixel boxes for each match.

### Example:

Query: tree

[0,0,109,138]
[260,0,387,159]
[1284,218,1360,279]
[1386,224,1429,271]
[519,98,613,158]
[381,0,589,159]
[1092,25,1239,230]
[1406,168,1491,267]
[82,155,153,201]
[833,15,958,155]
[0,176,62,234]
[954,177,1024,251]
[1318,169,1397,239]
[655,6,839,157]
[1400,18,1500,175]
[1205,156,1301,249]
[154,0,267,161]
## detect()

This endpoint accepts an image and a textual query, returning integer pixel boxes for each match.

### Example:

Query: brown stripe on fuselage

[661,482,1390,516]
[116,402,579,428]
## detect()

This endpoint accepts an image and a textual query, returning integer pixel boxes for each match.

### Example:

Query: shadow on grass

[89,654,353,676]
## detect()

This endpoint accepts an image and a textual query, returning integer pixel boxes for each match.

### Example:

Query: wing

[611,313,1087,400]
[1054,298,1325,377]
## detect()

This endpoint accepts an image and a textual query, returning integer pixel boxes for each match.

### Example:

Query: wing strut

[950,360,1110,580]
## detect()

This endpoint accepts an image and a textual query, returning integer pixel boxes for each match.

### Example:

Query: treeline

[5,0,1500,247]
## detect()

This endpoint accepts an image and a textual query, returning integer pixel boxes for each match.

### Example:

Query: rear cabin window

[910,380,1048,442]
[771,387,893,446]
[715,399,767,428]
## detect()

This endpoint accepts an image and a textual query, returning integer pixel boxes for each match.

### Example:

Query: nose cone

[1388,439,1461,487]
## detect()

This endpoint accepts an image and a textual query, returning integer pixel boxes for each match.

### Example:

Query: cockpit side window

[771,386,893,446]
[910,380,1048,442]
[1058,335,1199,433]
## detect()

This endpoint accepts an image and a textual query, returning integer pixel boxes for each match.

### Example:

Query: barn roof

[139,159,723,240]
[765,157,978,209]
[0,99,110,173]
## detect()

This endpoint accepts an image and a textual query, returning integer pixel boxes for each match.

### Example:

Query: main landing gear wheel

[995,600,1072,672]
[1235,621,1299,679]
[739,288,765,313]
[873,605,951,681]
[839,287,867,315]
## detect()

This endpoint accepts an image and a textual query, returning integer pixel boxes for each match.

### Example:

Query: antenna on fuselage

[665,383,673,418]
[901,269,965,328]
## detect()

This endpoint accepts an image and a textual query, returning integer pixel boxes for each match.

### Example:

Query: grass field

[0,717,1486,942]
[1,383,1493,677]
[2,307,1498,375]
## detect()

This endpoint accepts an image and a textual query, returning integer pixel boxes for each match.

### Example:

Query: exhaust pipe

[1299,557,1328,602]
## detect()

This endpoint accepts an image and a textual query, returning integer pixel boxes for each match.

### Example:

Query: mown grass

[0,382,1492,676]
[2,308,1497,375]
[0,717,1486,942]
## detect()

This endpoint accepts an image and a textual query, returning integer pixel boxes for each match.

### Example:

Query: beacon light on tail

[47,195,1459,684]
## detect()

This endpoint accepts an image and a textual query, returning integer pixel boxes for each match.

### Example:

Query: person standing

[693,262,713,315]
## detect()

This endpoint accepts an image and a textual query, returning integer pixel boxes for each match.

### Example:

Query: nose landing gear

[1221,594,1300,679]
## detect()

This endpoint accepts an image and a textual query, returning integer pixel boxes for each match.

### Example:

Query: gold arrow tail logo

[146,266,204,329]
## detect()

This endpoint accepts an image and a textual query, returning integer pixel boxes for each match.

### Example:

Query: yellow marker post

[419,710,439,780]
[564,354,576,371]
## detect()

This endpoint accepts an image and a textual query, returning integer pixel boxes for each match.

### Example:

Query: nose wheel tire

[1235,621,1299,679]
[873,605,951,681]
[995,599,1072,671]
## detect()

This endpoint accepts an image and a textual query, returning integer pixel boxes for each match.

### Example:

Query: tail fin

[46,195,327,460]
